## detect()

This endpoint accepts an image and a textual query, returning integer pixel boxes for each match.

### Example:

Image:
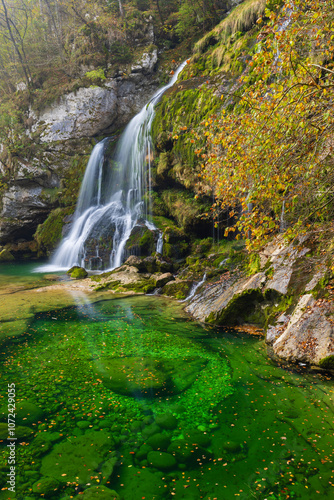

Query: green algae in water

[0,294,333,499]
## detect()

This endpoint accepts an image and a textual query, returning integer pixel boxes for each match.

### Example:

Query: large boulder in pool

[93,356,208,398]
[40,431,115,486]
[0,400,45,427]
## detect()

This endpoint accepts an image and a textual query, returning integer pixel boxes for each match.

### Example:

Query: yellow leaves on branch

[201,0,334,250]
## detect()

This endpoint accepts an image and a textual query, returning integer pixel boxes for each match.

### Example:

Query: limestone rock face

[0,184,57,242]
[272,296,334,366]
[185,272,266,324]
[29,51,158,144]
[30,83,118,142]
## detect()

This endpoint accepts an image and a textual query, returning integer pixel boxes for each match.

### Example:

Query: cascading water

[37,62,186,272]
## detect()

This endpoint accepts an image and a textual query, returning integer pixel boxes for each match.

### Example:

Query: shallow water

[0,288,333,499]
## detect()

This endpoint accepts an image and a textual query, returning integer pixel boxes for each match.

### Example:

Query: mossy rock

[147,451,177,470]
[167,439,211,466]
[207,289,265,327]
[79,485,120,500]
[67,266,88,279]
[0,423,34,440]
[34,207,74,256]
[40,431,114,485]
[0,401,45,427]
[32,477,60,496]
[93,356,207,398]
[318,355,334,371]
[162,280,193,300]
[155,413,178,430]
[0,248,15,262]
[146,433,171,451]
[125,224,156,257]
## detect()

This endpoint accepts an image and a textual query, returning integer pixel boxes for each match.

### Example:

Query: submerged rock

[40,431,115,485]
[32,477,59,496]
[78,485,120,500]
[116,467,165,500]
[0,422,34,440]
[93,356,208,397]
[0,400,45,427]
[147,450,177,470]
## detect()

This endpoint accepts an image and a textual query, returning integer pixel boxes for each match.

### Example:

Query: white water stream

[37,62,187,272]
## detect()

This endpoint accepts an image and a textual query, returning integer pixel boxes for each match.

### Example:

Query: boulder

[147,451,177,470]
[0,423,34,440]
[40,431,115,485]
[146,433,171,451]
[155,413,178,430]
[185,273,266,325]
[79,485,120,500]
[272,295,334,367]
[0,401,45,427]
[32,477,59,496]
[154,272,174,288]
[0,248,15,261]
[93,356,208,397]
[67,266,88,280]
[115,467,165,500]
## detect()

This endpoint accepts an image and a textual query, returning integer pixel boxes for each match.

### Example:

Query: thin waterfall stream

[37,62,187,273]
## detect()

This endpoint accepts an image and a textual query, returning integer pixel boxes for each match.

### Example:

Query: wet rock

[185,273,266,325]
[0,248,15,261]
[116,467,165,500]
[184,429,211,447]
[40,431,114,485]
[155,413,178,430]
[67,266,88,280]
[0,423,33,440]
[79,485,120,500]
[32,477,59,496]
[147,450,177,470]
[141,423,161,438]
[0,401,44,427]
[154,272,174,288]
[167,439,210,466]
[222,440,243,453]
[100,454,118,485]
[162,280,193,300]
[93,356,208,397]
[135,443,153,461]
[92,265,156,294]
[146,432,171,450]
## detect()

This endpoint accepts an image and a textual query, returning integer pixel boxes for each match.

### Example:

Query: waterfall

[181,273,207,303]
[36,62,187,272]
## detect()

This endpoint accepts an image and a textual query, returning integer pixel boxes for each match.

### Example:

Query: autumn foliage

[201,0,334,248]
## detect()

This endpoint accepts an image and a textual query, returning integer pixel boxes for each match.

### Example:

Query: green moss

[247,253,261,276]
[0,248,15,262]
[211,289,265,326]
[161,189,210,233]
[318,355,334,370]
[84,68,106,82]
[34,207,74,256]
[162,280,192,300]
[71,268,88,279]
[125,226,156,257]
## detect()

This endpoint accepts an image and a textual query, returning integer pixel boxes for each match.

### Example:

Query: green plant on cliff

[34,207,74,256]
[201,0,334,250]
